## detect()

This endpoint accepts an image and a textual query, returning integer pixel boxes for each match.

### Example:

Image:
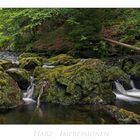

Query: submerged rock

[47,54,80,66]
[6,68,30,90]
[102,105,140,124]
[0,71,22,110]
[34,58,122,105]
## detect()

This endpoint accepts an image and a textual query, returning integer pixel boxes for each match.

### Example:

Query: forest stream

[0,52,140,124]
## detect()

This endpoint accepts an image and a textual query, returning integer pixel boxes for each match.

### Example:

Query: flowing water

[1,52,140,124]
[22,76,36,104]
[114,78,140,115]
[0,51,19,64]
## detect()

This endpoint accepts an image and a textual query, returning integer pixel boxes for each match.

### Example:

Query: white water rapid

[114,79,140,102]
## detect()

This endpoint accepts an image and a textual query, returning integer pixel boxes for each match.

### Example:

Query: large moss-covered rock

[6,68,30,90]
[107,66,129,82]
[0,71,22,110]
[34,59,120,105]
[47,54,80,66]
[107,66,131,90]
[19,57,43,70]
[102,105,140,124]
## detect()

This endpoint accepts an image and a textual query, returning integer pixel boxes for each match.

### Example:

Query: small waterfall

[114,79,140,100]
[114,81,127,95]
[130,80,136,89]
[23,76,36,104]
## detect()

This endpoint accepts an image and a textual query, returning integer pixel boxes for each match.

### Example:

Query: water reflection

[0,103,114,124]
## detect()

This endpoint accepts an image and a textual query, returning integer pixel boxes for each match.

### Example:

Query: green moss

[19,57,43,70]
[104,105,140,124]
[107,66,129,83]
[0,59,14,70]
[129,63,140,77]
[47,54,80,66]
[6,68,30,90]
[121,58,135,72]
[0,66,4,72]
[0,71,22,110]
[19,53,38,60]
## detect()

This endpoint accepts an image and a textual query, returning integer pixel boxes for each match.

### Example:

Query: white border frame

[0,0,140,8]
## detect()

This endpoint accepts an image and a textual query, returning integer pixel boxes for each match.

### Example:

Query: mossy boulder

[19,57,43,70]
[6,68,30,90]
[0,59,16,70]
[107,66,131,90]
[47,54,80,66]
[107,66,129,82]
[34,59,119,105]
[0,71,22,110]
[102,105,140,124]
[19,53,38,60]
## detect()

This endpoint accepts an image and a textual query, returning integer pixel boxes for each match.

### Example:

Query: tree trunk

[103,37,140,52]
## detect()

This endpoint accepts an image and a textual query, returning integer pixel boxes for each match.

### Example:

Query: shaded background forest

[0,9,140,57]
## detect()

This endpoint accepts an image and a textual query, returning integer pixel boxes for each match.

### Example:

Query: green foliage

[0,9,140,57]
[104,9,140,46]
[47,54,80,66]
[0,9,102,53]
[0,8,69,51]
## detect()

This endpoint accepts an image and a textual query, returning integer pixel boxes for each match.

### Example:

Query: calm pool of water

[0,103,117,124]
[0,99,139,124]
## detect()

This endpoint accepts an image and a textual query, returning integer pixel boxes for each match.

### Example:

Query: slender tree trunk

[36,81,49,109]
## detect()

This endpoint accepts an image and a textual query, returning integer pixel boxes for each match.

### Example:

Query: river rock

[19,57,43,70]
[102,105,140,124]
[0,59,17,70]
[0,71,22,110]
[33,58,127,105]
[6,68,30,90]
